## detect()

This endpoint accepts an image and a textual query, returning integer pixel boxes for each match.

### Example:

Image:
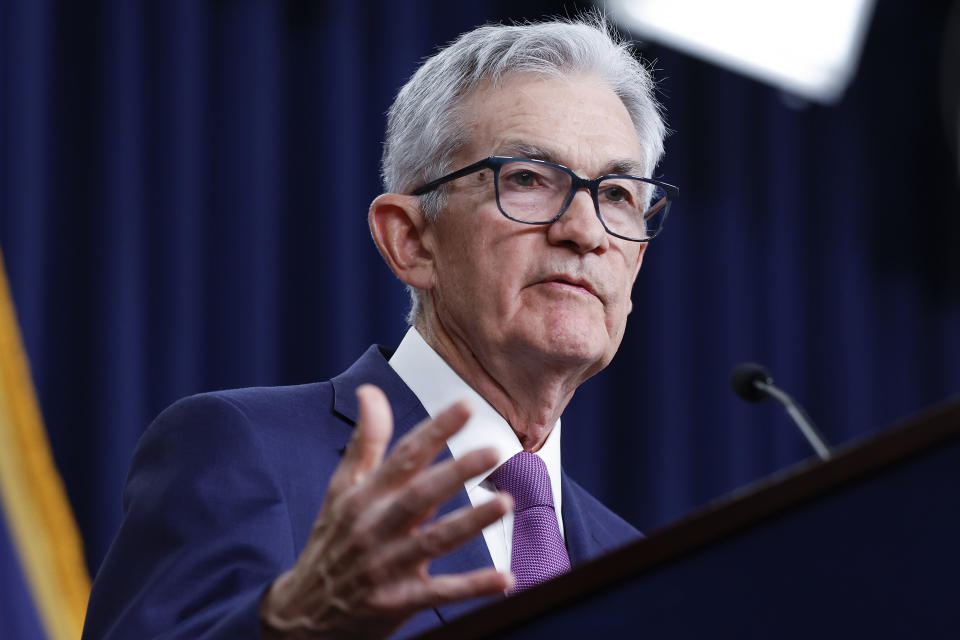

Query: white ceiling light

[604,0,876,104]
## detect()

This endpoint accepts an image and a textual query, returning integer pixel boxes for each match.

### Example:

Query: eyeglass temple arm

[411,158,491,195]
[643,197,667,221]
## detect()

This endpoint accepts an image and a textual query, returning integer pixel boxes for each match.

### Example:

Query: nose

[545,188,609,254]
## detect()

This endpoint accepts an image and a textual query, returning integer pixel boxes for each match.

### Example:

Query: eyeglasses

[411,156,678,242]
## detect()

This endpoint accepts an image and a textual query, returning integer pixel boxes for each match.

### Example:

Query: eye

[601,184,632,203]
[507,170,539,187]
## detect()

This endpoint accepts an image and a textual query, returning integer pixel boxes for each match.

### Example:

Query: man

[82,16,673,639]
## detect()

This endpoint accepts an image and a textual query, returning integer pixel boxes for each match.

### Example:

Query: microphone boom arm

[754,380,832,461]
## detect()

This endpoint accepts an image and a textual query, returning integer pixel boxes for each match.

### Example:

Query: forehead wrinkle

[493,140,645,178]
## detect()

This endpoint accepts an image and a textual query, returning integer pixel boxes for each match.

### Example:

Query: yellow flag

[0,250,90,640]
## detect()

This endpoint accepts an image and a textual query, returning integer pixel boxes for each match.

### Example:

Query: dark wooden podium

[418,398,960,639]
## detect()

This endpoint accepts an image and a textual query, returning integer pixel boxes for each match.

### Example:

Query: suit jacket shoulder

[84,346,406,639]
[83,380,340,639]
[82,345,641,639]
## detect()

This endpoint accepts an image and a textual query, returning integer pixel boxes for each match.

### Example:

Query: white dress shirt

[388,327,563,574]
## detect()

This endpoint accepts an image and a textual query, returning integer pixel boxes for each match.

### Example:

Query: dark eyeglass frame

[411,155,679,242]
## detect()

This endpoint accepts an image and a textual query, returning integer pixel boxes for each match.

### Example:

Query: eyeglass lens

[496,160,667,240]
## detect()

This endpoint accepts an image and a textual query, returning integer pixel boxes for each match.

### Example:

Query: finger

[327,384,393,498]
[370,400,472,491]
[401,568,515,612]
[375,447,501,534]
[382,493,513,569]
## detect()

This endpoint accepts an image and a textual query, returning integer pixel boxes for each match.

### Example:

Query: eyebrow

[494,140,646,177]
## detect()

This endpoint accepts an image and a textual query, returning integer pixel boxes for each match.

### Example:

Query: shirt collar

[388,327,562,496]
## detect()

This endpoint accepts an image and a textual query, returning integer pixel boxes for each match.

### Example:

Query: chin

[532,315,611,366]
[502,303,618,367]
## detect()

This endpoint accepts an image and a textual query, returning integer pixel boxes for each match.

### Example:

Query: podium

[419,398,960,638]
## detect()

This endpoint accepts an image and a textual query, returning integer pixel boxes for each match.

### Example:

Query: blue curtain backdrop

[1,0,958,577]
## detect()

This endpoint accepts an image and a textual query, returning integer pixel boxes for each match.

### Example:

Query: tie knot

[490,452,553,511]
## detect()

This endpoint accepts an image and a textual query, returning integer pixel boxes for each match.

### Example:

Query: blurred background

[1,0,958,605]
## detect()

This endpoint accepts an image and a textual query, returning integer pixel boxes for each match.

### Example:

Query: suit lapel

[330,345,498,623]
[561,470,605,566]
[331,345,427,438]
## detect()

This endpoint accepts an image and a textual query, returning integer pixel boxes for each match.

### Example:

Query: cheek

[605,297,630,336]
[462,235,531,302]
[606,260,641,329]
[438,242,512,321]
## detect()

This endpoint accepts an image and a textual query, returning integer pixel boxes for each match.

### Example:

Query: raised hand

[259,384,513,638]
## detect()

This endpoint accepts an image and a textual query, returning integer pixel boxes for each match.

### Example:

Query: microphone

[731,362,832,461]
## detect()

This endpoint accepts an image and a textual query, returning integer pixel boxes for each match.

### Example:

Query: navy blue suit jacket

[83,346,640,639]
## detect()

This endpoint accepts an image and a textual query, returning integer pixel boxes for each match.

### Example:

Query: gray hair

[380,15,667,323]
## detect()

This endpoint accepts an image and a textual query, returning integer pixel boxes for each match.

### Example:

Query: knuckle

[420,578,456,606]
[350,528,378,554]
[330,496,360,524]
[404,481,433,508]
[377,497,420,535]
[416,525,451,557]
[361,557,391,587]
[389,438,421,467]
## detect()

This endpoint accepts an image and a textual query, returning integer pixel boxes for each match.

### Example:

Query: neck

[415,312,592,452]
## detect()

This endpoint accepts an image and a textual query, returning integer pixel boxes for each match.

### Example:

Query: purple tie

[491,452,571,593]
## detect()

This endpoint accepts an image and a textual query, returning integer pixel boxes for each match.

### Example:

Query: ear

[368,193,436,290]
[627,243,648,314]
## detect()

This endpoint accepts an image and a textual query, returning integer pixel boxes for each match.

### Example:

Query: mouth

[538,275,601,301]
